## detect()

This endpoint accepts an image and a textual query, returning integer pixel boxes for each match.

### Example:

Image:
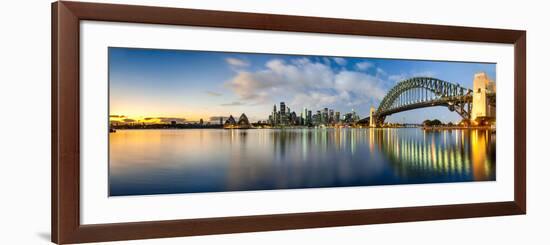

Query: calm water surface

[109,128,496,196]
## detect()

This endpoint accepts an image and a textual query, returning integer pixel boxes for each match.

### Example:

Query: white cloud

[388,74,407,83]
[332,57,347,66]
[225,58,388,113]
[224,72,272,102]
[225,57,250,67]
[334,71,386,101]
[291,92,342,111]
[205,91,222,96]
[355,61,374,71]
[221,101,245,106]
[375,67,387,77]
[388,71,436,83]
[412,71,436,77]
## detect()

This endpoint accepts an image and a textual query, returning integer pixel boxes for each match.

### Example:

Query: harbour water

[109,128,496,196]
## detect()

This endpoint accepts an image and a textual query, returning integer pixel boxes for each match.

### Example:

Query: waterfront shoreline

[421,126,495,131]
[110,126,496,131]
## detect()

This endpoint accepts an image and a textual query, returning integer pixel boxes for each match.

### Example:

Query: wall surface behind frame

[0,0,547,244]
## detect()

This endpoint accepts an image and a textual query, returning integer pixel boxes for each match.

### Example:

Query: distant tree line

[422,119,443,126]
[422,119,457,127]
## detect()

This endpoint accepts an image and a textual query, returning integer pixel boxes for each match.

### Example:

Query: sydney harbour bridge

[360,72,496,126]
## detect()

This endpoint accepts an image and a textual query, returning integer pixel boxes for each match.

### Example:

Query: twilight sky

[108,47,496,124]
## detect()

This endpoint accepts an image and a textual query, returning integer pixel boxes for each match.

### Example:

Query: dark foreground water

[109,128,496,196]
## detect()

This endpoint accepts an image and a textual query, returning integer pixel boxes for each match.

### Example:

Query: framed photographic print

[52,1,526,244]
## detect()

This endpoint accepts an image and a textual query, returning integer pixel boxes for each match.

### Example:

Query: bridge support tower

[369,106,376,127]
[471,72,496,123]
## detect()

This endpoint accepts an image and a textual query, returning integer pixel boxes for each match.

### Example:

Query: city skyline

[109,47,496,124]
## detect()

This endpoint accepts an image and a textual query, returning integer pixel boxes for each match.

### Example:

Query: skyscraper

[316,110,322,125]
[280,102,287,125]
[272,104,277,125]
[302,107,307,125]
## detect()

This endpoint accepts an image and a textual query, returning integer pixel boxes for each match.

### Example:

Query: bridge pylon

[471,72,496,122]
[369,106,376,127]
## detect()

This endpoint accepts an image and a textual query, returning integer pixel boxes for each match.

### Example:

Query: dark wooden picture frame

[52,1,526,244]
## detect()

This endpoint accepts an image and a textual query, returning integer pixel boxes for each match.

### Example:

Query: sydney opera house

[223,113,252,129]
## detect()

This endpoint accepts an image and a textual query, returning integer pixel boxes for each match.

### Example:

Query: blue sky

[109,47,495,124]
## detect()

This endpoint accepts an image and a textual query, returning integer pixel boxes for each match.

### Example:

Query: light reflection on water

[109,128,495,196]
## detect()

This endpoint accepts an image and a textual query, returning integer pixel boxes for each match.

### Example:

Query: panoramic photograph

[108,47,496,197]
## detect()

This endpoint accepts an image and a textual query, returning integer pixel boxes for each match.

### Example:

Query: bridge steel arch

[373,77,473,125]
